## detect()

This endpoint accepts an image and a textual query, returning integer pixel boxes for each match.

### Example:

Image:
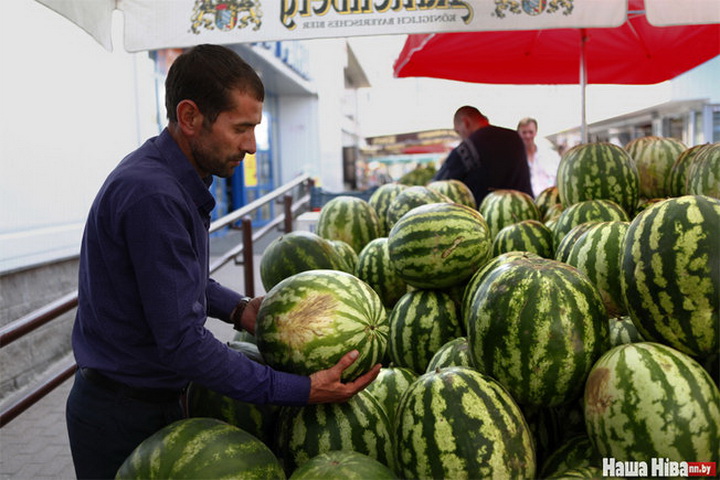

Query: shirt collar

[156,128,216,216]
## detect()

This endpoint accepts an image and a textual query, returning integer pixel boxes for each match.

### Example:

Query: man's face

[189,89,263,178]
[518,123,537,147]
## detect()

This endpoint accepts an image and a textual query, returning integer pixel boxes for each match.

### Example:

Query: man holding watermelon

[433,106,533,204]
[65,44,381,479]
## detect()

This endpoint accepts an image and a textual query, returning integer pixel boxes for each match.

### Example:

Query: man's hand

[307,350,382,404]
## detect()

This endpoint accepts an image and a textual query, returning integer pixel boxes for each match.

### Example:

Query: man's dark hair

[454,105,488,124]
[165,44,265,125]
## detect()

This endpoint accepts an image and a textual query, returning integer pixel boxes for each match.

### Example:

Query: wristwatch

[231,297,251,331]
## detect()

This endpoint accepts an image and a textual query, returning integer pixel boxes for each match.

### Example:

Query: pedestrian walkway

[0,363,75,479]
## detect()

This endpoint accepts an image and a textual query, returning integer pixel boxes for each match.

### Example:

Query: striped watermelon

[355,237,407,309]
[491,219,554,258]
[552,199,629,247]
[288,451,395,480]
[479,189,541,239]
[427,179,477,209]
[398,164,436,186]
[255,270,388,381]
[535,186,561,217]
[387,202,492,289]
[665,143,712,197]
[540,434,601,479]
[462,251,542,332]
[565,221,629,317]
[625,135,686,199]
[317,196,381,254]
[329,239,358,273]
[275,389,394,475]
[425,336,472,372]
[385,185,450,230]
[686,142,720,198]
[554,222,599,263]
[368,183,408,236]
[621,195,719,357]
[543,203,565,223]
[260,231,347,292]
[468,256,609,407]
[364,366,418,427]
[557,142,640,214]
[584,342,720,463]
[387,289,463,374]
[115,418,284,479]
[393,366,536,479]
[607,316,644,347]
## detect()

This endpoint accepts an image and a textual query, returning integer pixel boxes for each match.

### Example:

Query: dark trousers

[65,370,184,479]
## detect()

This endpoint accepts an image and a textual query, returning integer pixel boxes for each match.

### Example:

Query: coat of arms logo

[190,0,262,34]
[494,0,574,18]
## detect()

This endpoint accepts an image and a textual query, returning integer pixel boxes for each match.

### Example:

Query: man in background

[433,106,533,204]
[517,117,562,197]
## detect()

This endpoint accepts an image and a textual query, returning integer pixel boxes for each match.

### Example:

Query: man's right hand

[307,350,382,404]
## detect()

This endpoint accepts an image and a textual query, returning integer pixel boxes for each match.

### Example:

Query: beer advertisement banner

[38,0,627,52]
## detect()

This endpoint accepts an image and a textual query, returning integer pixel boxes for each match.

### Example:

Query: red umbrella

[393,0,720,141]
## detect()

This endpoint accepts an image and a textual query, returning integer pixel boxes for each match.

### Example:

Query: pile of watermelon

[117,138,719,479]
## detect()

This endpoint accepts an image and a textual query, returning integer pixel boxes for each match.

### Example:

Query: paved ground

[0,228,278,479]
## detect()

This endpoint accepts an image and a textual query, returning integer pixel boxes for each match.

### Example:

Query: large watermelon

[467,256,609,407]
[557,142,640,214]
[368,183,408,236]
[665,143,712,197]
[275,389,394,475]
[427,179,477,209]
[387,202,491,289]
[686,142,720,199]
[625,135,686,199]
[255,270,388,381]
[479,189,541,239]
[316,196,381,254]
[620,195,719,357]
[385,185,450,230]
[355,237,407,309]
[565,221,629,317]
[584,342,720,464]
[387,289,463,374]
[115,418,284,479]
[289,451,395,480]
[393,366,536,479]
[491,219,554,258]
[552,199,629,247]
[364,366,418,427]
[260,231,346,292]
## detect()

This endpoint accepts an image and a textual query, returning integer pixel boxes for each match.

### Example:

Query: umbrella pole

[580,29,588,144]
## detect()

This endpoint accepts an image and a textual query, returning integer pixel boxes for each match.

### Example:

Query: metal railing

[0,175,314,427]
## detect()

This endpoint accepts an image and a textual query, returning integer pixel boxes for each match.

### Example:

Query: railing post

[283,194,294,233]
[241,216,255,298]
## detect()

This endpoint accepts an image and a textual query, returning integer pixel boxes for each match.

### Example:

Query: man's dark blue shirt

[73,128,309,405]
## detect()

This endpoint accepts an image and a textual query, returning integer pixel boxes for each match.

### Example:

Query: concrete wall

[0,260,78,401]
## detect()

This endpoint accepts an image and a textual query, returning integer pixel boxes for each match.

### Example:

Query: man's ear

[176,100,204,136]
